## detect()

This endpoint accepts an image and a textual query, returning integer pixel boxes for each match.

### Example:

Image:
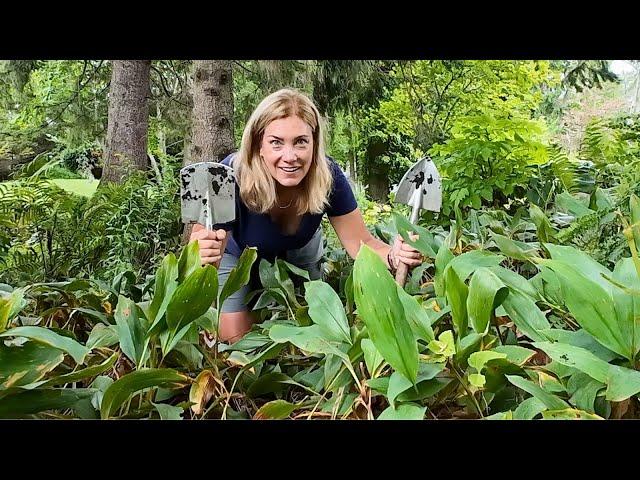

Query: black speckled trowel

[179,161,236,260]
[393,156,442,287]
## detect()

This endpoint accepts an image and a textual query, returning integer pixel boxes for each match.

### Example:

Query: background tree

[102,60,152,184]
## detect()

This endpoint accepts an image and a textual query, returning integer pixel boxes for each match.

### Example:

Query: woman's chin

[276,176,303,188]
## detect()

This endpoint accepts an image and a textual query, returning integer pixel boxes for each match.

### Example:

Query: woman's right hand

[190,224,227,267]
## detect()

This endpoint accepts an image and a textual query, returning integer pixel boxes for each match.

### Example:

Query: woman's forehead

[264,116,313,136]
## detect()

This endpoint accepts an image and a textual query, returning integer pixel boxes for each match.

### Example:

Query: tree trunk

[102,60,151,184]
[182,60,235,244]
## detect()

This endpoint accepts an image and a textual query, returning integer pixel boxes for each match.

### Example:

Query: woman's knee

[218,310,255,343]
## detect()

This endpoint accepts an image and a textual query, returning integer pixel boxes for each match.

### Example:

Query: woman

[190,88,422,342]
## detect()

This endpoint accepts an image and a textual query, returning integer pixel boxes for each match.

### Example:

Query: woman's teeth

[281,166,299,172]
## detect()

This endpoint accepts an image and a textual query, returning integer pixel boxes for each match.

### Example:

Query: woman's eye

[270,140,282,146]
[296,139,309,146]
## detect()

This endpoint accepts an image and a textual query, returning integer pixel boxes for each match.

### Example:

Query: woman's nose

[283,145,297,161]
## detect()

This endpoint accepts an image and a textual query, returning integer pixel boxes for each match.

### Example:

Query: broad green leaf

[427,330,455,359]
[538,259,629,359]
[485,411,513,420]
[489,265,539,299]
[397,377,450,403]
[543,243,612,287]
[353,245,418,385]
[0,388,96,418]
[39,352,118,388]
[568,375,605,413]
[468,350,507,387]
[555,191,594,218]
[86,324,119,350]
[434,242,454,297]
[501,289,550,342]
[447,250,505,282]
[444,266,468,336]
[467,268,508,334]
[0,341,64,390]
[361,338,384,378]
[100,368,189,419]
[542,409,603,420]
[152,402,184,420]
[114,296,148,366]
[254,399,301,420]
[387,371,413,409]
[219,247,258,311]
[491,233,539,261]
[611,257,640,358]
[0,287,27,332]
[529,203,555,243]
[491,345,536,366]
[539,328,618,362]
[396,287,434,342]
[506,375,569,410]
[148,252,179,331]
[534,341,640,402]
[377,403,426,420]
[269,324,346,359]
[514,396,547,420]
[177,240,201,282]
[393,212,438,257]
[305,281,352,345]
[166,265,218,336]
[0,326,89,364]
[367,377,390,395]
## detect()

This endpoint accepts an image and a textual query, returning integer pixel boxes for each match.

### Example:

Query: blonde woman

[190,88,421,342]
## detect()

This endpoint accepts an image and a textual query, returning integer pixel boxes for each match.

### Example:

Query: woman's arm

[328,209,421,270]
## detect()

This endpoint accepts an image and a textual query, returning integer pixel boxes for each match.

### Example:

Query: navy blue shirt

[220,153,357,260]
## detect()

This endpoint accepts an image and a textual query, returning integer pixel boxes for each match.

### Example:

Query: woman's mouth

[280,166,301,173]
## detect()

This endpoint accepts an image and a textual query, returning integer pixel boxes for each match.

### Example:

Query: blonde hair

[235,88,333,215]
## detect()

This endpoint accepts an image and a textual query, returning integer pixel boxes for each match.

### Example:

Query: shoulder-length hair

[234,88,333,215]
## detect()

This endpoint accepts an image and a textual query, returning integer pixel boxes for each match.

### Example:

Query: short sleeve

[325,159,358,217]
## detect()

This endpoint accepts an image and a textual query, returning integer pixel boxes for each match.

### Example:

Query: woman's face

[259,115,314,189]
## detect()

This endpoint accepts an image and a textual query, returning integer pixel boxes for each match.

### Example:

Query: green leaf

[254,399,301,419]
[467,268,508,334]
[0,341,64,390]
[305,281,352,345]
[428,330,455,359]
[100,368,189,419]
[269,324,346,360]
[218,247,258,311]
[353,245,418,385]
[0,326,89,364]
[538,258,629,360]
[501,289,550,342]
[396,286,434,342]
[468,350,507,387]
[148,253,179,331]
[434,243,454,297]
[491,345,536,366]
[393,212,438,257]
[533,341,640,402]
[541,409,603,420]
[0,388,96,418]
[489,265,539,299]
[361,338,384,378]
[377,403,426,420]
[387,371,413,409]
[513,397,547,420]
[0,287,27,332]
[447,250,505,282]
[506,375,569,410]
[556,191,594,218]
[177,240,201,282]
[166,265,218,338]
[39,352,118,388]
[529,203,555,243]
[152,402,184,420]
[114,296,148,366]
[444,266,468,336]
[86,324,119,350]
[491,233,539,261]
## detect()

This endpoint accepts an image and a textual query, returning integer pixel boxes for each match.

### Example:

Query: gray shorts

[217,227,324,313]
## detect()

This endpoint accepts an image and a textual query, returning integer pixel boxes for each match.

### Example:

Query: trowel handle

[395,203,422,288]
[395,262,410,288]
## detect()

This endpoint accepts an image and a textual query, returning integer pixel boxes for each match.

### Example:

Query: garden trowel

[180,161,236,265]
[393,156,442,287]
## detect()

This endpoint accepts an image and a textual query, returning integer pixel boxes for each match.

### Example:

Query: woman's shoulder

[220,152,236,167]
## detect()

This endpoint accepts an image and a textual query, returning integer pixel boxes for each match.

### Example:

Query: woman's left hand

[389,234,423,270]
